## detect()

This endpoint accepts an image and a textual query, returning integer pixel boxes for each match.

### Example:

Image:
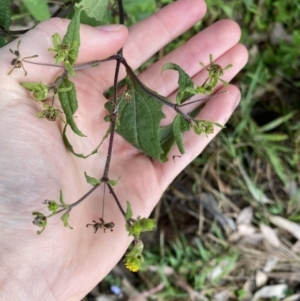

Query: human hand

[0,0,248,300]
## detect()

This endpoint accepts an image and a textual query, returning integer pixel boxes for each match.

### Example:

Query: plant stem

[118,56,193,122]
[179,90,228,107]
[49,69,69,89]
[107,183,132,228]
[69,183,102,209]
[117,0,124,58]
[101,0,126,219]
[101,60,121,180]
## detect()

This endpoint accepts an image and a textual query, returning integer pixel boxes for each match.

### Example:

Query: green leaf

[125,201,133,220]
[20,82,49,101]
[159,123,176,162]
[159,114,190,161]
[0,0,10,47]
[59,190,67,207]
[23,0,50,21]
[63,124,110,158]
[173,114,190,154]
[0,0,11,33]
[76,0,109,26]
[48,9,82,74]
[62,7,83,74]
[61,212,73,229]
[58,77,85,137]
[162,62,194,104]
[108,178,119,186]
[158,102,208,161]
[111,77,166,160]
[84,172,101,186]
[0,37,5,47]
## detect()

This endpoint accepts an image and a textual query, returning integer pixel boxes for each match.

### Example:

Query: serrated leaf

[62,8,82,67]
[49,8,82,74]
[125,201,133,221]
[159,123,175,162]
[159,115,190,161]
[58,78,85,137]
[61,212,73,229]
[173,114,190,154]
[159,102,206,161]
[84,171,101,186]
[23,0,50,21]
[162,62,194,104]
[112,77,166,160]
[76,0,109,26]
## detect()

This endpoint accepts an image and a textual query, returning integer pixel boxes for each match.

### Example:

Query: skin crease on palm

[0,0,248,300]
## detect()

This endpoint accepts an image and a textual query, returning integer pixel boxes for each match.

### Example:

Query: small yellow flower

[124,257,141,272]
[124,240,144,272]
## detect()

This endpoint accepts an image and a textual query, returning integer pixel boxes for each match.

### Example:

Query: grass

[6,1,300,300]
[101,1,300,300]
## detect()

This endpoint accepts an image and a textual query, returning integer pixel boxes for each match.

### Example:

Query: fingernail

[97,24,124,32]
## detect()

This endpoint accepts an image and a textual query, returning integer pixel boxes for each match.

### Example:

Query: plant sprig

[9,1,232,272]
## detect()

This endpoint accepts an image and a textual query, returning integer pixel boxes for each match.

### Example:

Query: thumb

[2,19,128,82]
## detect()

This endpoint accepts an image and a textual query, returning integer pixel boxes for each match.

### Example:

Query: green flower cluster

[20,82,49,101]
[48,33,79,76]
[192,119,224,136]
[32,190,73,234]
[123,202,156,272]
[126,217,156,239]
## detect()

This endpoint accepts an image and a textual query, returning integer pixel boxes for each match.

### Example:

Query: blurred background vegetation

[4,0,300,300]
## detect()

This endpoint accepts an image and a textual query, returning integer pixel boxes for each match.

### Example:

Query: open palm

[0,0,248,300]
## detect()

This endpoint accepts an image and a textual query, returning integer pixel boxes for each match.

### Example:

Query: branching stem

[24,54,215,124]
[107,183,132,228]
[179,90,228,107]
[69,183,102,209]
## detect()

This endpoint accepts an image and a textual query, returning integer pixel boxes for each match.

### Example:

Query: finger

[1,20,128,84]
[125,0,207,68]
[138,19,242,97]
[94,0,207,90]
